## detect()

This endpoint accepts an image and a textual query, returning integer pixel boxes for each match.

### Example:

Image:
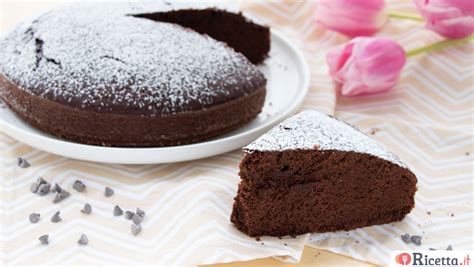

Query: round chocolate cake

[0,3,270,147]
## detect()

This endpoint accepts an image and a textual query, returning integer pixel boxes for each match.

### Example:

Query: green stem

[388,12,423,21]
[406,34,474,57]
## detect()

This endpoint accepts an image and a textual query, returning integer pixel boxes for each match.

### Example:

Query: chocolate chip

[52,183,63,193]
[36,177,47,186]
[30,183,39,193]
[39,234,49,245]
[52,190,70,203]
[81,203,92,214]
[446,244,453,250]
[131,223,142,236]
[132,213,143,225]
[125,211,134,220]
[51,211,61,223]
[113,205,123,216]
[77,233,88,245]
[29,213,40,223]
[37,183,51,196]
[104,187,114,197]
[17,157,30,168]
[411,235,422,246]
[136,208,145,218]
[72,180,85,192]
[401,234,411,244]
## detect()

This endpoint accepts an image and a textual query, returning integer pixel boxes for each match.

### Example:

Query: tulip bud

[326,37,406,96]
[315,0,387,37]
[413,0,474,39]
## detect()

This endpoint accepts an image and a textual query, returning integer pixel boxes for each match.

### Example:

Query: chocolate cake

[231,111,417,237]
[0,3,270,147]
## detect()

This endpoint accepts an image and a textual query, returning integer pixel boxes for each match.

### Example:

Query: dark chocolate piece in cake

[231,110,417,237]
[0,3,269,147]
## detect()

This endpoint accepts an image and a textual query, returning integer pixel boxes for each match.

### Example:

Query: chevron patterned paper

[1,1,473,266]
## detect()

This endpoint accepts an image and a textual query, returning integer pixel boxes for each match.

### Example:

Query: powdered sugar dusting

[0,3,264,115]
[244,110,406,167]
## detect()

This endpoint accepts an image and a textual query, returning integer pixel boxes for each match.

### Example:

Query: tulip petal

[326,37,406,96]
[413,0,474,38]
[326,42,355,76]
[315,0,386,37]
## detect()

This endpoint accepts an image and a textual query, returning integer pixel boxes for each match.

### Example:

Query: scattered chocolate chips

[401,234,411,244]
[104,187,114,197]
[411,235,422,246]
[113,205,123,216]
[125,211,134,220]
[29,213,40,223]
[39,234,49,245]
[446,244,453,250]
[72,180,86,192]
[17,157,30,168]
[131,223,142,236]
[132,213,143,225]
[81,203,92,214]
[53,190,70,203]
[37,183,51,196]
[77,234,88,245]
[51,211,62,223]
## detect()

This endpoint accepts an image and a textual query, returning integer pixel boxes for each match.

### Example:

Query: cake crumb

[370,128,380,135]
[427,211,431,215]
[255,237,261,241]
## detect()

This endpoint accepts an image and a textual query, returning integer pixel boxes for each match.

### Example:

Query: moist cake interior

[132,9,270,64]
[231,149,417,237]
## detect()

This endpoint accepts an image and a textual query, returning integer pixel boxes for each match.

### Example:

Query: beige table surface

[0,1,375,266]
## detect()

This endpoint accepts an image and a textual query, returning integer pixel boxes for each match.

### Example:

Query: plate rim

[0,29,310,164]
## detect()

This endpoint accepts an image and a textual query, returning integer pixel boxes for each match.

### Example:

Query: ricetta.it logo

[395,253,412,265]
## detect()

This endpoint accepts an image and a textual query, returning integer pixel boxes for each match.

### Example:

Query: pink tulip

[413,0,474,39]
[315,0,387,37]
[326,37,406,96]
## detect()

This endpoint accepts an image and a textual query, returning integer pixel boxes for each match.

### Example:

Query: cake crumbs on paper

[370,128,380,135]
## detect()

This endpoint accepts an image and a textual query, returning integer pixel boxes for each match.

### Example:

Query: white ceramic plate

[0,30,310,164]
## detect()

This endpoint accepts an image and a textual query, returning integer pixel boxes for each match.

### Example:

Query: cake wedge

[230,110,417,237]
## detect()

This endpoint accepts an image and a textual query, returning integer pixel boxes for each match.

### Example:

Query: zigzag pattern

[1,1,473,266]
[308,113,474,265]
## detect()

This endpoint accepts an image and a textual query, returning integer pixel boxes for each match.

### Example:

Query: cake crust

[0,74,265,147]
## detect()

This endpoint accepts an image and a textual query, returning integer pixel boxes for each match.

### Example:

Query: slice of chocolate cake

[231,110,417,237]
